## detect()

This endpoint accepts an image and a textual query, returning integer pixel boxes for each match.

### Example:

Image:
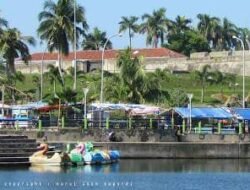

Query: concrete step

[0,153,35,157]
[0,148,38,153]
[0,135,38,165]
[0,135,28,139]
[0,139,36,143]
[0,157,29,162]
[0,143,38,149]
[0,162,30,166]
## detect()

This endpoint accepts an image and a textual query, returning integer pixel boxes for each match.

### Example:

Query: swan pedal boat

[68,142,120,165]
[29,143,71,166]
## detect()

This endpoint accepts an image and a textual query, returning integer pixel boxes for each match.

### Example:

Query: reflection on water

[119,159,250,173]
[1,160,250,190]
[29,165,62,173]
[27,163,120,174]
[9,159,250,174]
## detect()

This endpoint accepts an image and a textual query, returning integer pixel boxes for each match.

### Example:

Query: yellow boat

[29,143,70,166]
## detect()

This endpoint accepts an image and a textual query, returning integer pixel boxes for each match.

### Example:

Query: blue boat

[108,150,120,163]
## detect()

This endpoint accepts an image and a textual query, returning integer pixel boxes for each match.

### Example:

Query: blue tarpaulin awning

[174,107,233,119]
[232,108,250,121]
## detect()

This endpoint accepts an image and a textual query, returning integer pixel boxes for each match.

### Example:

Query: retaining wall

[1,129,250,159]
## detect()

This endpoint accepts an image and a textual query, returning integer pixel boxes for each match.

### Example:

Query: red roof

[30,48,185,61]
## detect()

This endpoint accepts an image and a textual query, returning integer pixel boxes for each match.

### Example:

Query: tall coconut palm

[117,48,146,103]
[169,15,191,34]
[7,71,25,103]
[119,16,139,49]
[217,18,237,50]
[144,69,169,104]
[0,13,7,67]
[0,13,8,34]
[44,64,64,96]
[82,27,112,50]
[32,75,40,100]
[0,28,35,74]
[237,28,250,50]
[37,0,88,85]
[192,64,213,103]
[58,87,77,104]
[140,8,168,48]
[197,14,220,48]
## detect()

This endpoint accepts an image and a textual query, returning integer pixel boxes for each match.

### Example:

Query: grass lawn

[15,73,250,106]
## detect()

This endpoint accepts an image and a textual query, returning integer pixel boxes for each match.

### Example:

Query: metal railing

[36,117,169,130]
[0,117,247,136]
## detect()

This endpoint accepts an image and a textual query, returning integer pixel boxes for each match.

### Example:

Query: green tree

[78,71,101,102]
[119,16,139,49]
[32,75,40,100]
[0,28,35,74]
[197,14,220,48]
[217,18,237,50]
[166,29,210,56]
[117,48,146,103]
[209,70,227,93]
[82,27,112,50]
[236,28,250,50]
[144,69,169,104]
[104,74,128,103]
[0,13,8,34]
[167,89,188,107]
[37,0,88,84]
[223,73,237,93]
[58,87,77,104]
[7,71,26,103]
[169,15,191,35]
[44,64,64,96]
[192,65,213,103]
[140,8,168,48]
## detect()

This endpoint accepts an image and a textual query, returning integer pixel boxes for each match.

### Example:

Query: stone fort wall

[15,50,250,76]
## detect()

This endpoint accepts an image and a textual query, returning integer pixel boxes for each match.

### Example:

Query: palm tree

[224,73,237,93]
[144,69,169,104]
[197,14,220,48]
[0,13,8,34]
[59,87,77,104]
[236,28,250,50]
[78,71,101,102]
[140,8,168,48]
[32,75,40,100]
[44,64,63,96]
[0,12,8,54]
[209,70,228,94]
[192,65,213,103]
[0,28,35,74]
[37,0,88,84]
[7,71,25,103]
[119,16,139,49]
[117,48,146,103]
[82,27,112,50]
[169,15,191,34]
[104,74,128,103]
[218,18,237,50]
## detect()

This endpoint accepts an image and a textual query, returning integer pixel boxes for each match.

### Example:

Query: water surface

[1,159,250,190]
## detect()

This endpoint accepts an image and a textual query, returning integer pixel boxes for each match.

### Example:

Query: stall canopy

[174,107,233,119]
[12,101,48,110]
[91,103,161,116]
[231,108,250,121]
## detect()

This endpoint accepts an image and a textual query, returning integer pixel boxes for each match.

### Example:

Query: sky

[0,0,250,53]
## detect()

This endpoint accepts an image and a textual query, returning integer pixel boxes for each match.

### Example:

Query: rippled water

[1,159,250,190]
